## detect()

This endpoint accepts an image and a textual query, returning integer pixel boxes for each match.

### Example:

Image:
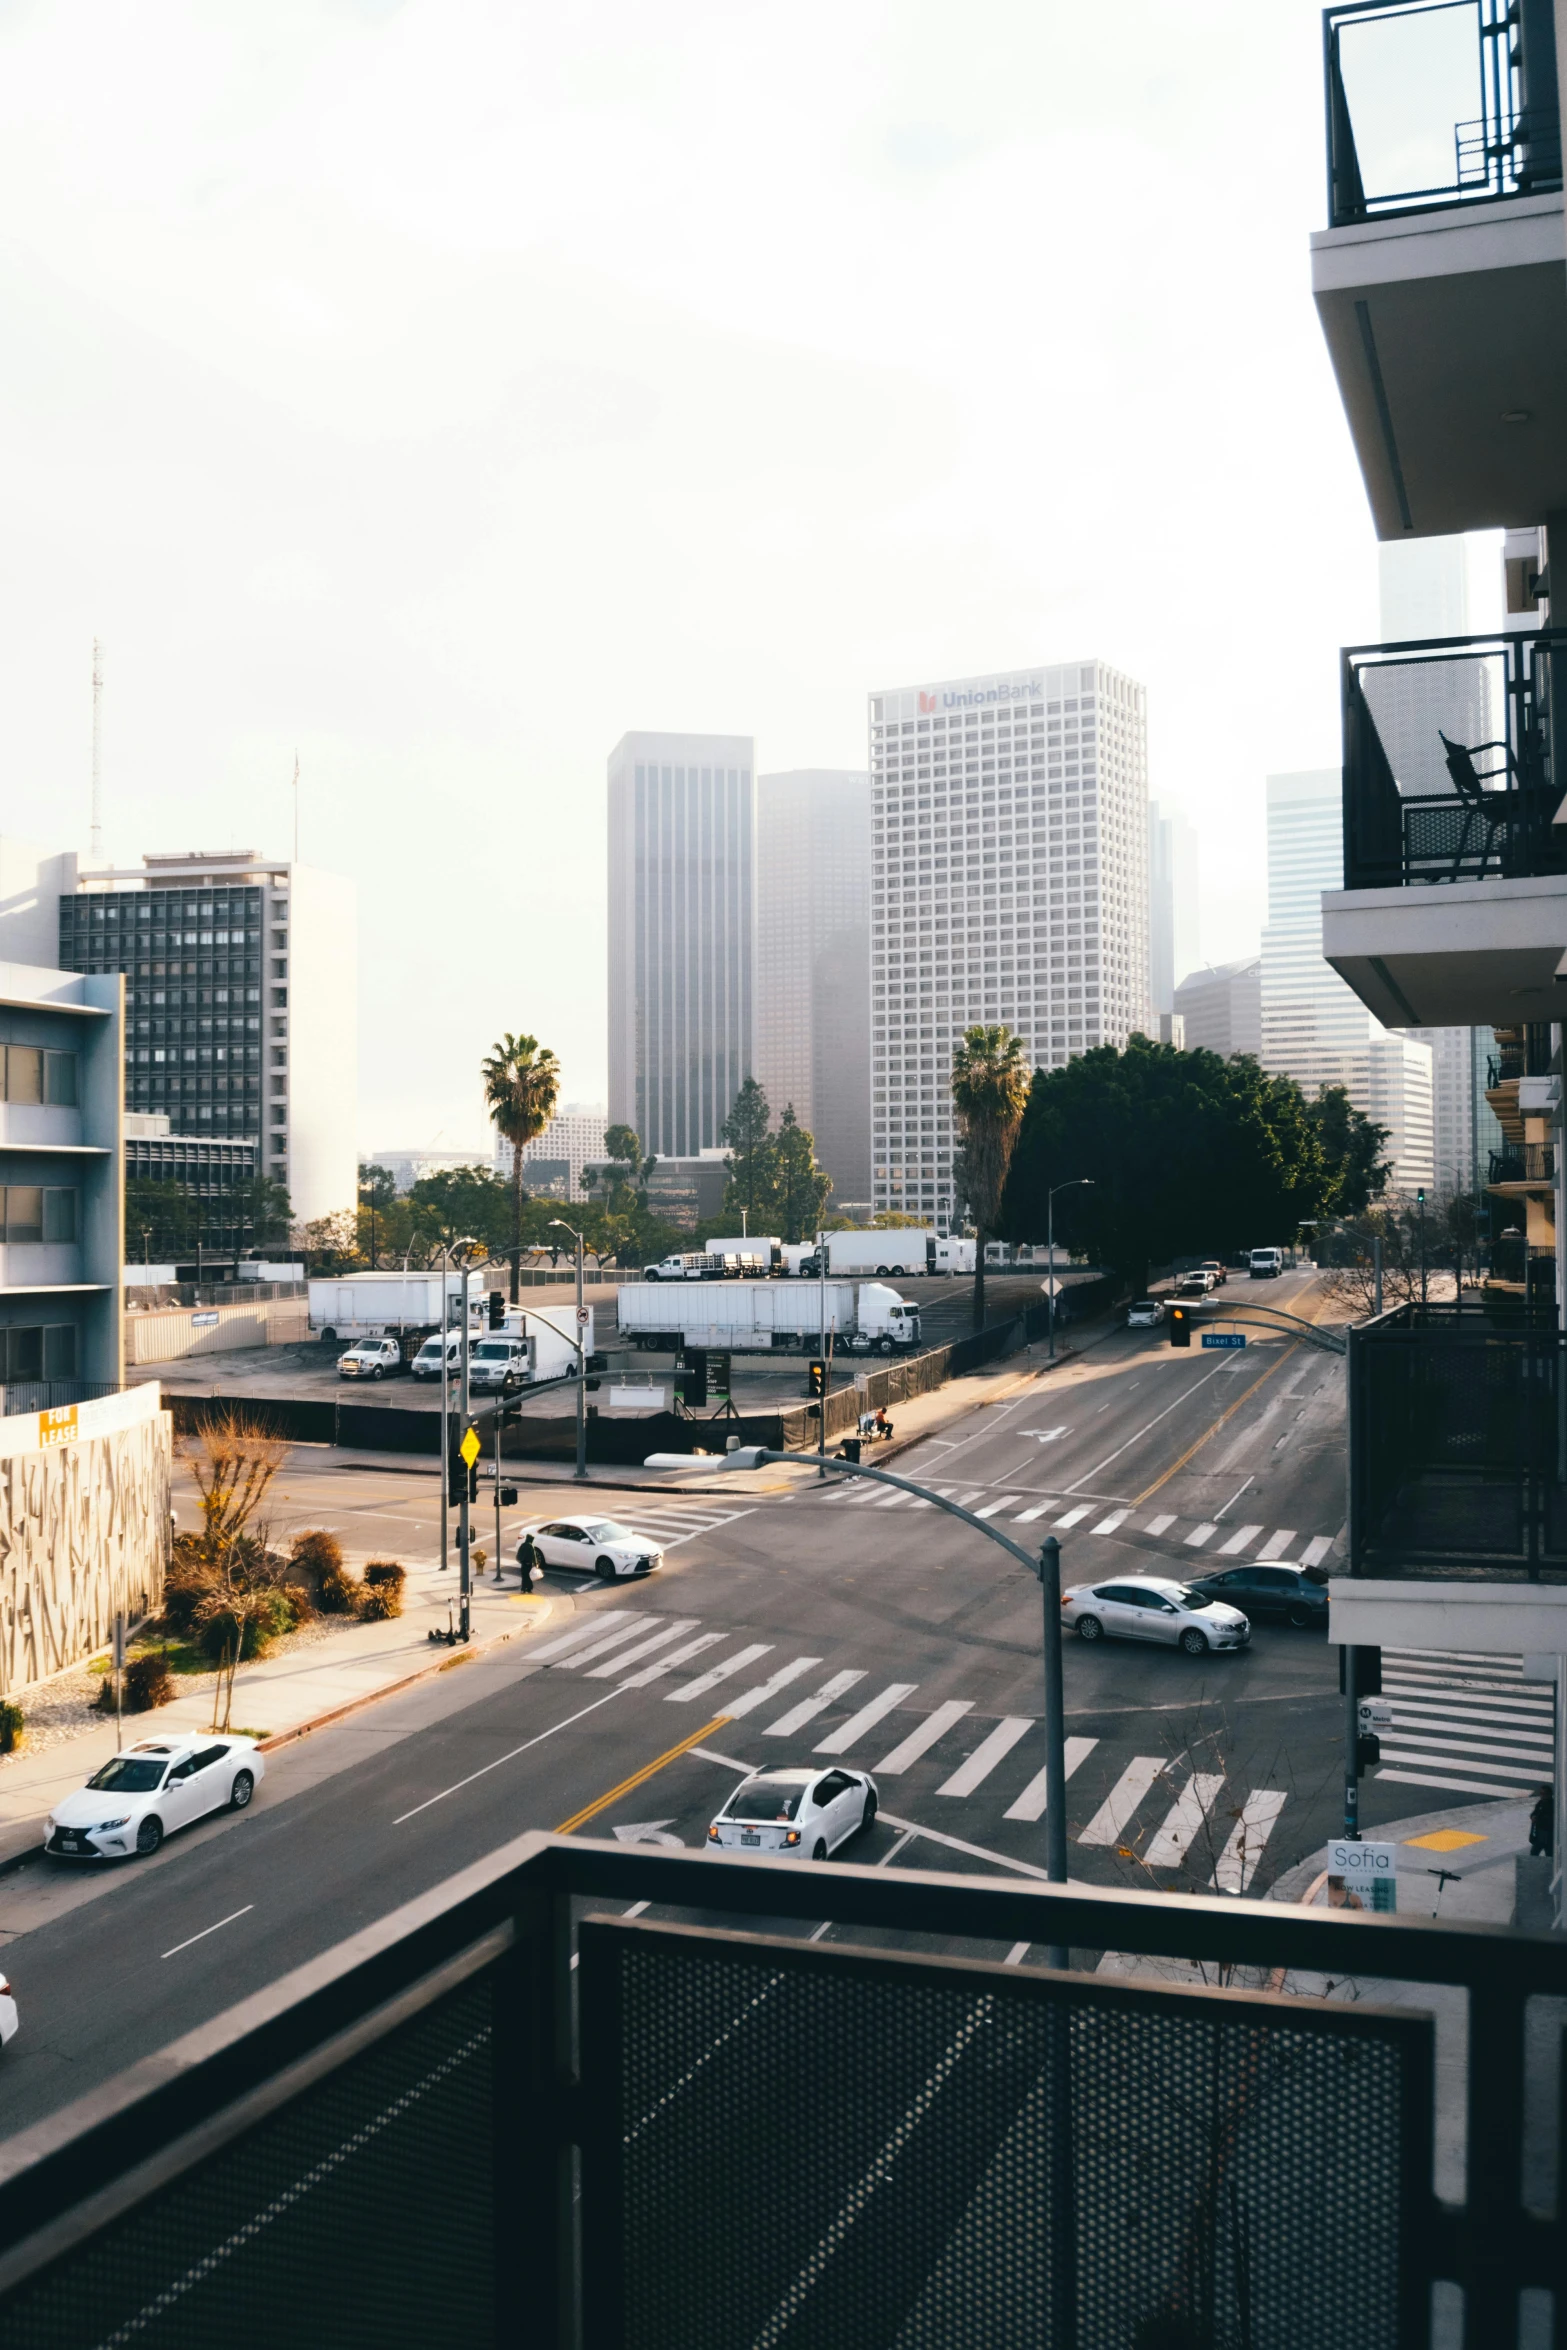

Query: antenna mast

[90,639,103,859]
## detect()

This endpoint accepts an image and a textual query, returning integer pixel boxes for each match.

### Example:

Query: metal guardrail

[0,1832,1560,2344]
[1325,0,1561,226]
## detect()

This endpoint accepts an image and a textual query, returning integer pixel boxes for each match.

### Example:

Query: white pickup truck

[337,1336,405,1382]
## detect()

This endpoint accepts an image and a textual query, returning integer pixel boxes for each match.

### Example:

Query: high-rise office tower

[753,770,871,1207]
[869,660,1149,1226]
[1261,771,1434,1191]
[1173,958,1262,1059]
[606,732,754,1160]
[1148,799,1199,1017]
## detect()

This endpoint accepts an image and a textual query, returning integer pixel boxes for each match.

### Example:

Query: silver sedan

[1061,1575,1250,1656]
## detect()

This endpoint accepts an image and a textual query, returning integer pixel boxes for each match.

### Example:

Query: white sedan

[44,1735,265,1862]
[0,1971,16,2050]
[519,1516,664,1580]
[706,1766,878,1860]
[1062,1576,1251,1656]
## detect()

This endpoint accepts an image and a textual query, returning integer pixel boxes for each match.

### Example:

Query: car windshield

[1172,1587,1216,1611]
[1133,1300,1157,1312]
[725,1777,807,1822]
[472,1342,511,1359]
[85,1756,167,1792]
[584,1521,635,1543]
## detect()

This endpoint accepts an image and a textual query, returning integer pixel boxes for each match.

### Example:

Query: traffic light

[488,1290,505,1329]
[679,1351,708,1408]
[1168,1304,1191,1348]
[808,1358,827,1397]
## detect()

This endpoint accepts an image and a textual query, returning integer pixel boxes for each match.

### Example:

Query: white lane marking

[1378,1766,1553,1797]
[1091,1509,1129,1534]
[393,1689,622,1822]
[1213,1475,1254,1521]
[553,1616,666,1671]
[1004,1736,1098,1822]
[877,1699,974,1775]
[1014,1505,1052,1523]
[1379,1731,1554,1763]
[1213,1790,1288,1894]
[872,1491,913,1508]
[878,1828,918,1866]
[529,1613,646,1664]
[807,1919,833,1941]
[949,1489,984,1506]
[1144,1773,1225,1867]
[876,1808,1055,1882]
[723,1657,824,1720]
[1143,1514,1176,1536]
[1384,1672,1552,1704]
[1183,1524,1218,1549]
[1299,1535,1334,1569]
[659,1507,758,1551]
[936,1716,1033,1798]
[815,1682,919,1754]
[765,1669,867,1738]
[1078,1756,1167,1847]
[618,1632,726,1689]
[1055,1505,1092,1528]
[1387,1702,1553,1736]
[973,1497,1021,1520]
[624,1900,651,1919]
[1375,1747,1552,1782]
[1216,1524,1264,1557]
[1018,1428,1069,1441]
[666,1643,774,1702]
[1065,1355,1235,1490]
[584,1620,699,1678]
[1256,1529,1296,1561]
[1004,1943,1030,1965]
[162,1906,254,1960]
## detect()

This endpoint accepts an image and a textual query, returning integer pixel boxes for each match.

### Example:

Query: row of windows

[0,1187,78,1242]
[0,1048,77,1106]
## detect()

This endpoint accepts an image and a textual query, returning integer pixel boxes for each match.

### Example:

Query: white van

[1249,1247,1284,1279]
[410,1331,462,1379]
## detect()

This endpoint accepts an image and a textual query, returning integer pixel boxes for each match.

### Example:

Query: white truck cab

[337,1336,404,1381]
[469,1336,530,1393]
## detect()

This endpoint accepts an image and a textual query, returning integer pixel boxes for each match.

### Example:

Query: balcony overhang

[1322,871,1567,1025]
[1330,1577,1567,1651]
[1311,192,1567,536]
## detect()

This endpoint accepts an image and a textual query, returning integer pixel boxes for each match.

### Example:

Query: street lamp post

[549,1219,589,1481]
[1046,1180,1094,1362]
[432,1236,480,1583]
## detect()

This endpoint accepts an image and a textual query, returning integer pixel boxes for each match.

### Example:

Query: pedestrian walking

[1530,1784,1554,1858]
[518,1530,543,1589]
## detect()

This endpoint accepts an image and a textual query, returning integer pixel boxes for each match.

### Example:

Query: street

[0,1268,1534,2140]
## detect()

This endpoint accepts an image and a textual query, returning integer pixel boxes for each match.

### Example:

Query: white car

[1126,1298,1165,1327]
[44,1735,265,1861]
[0,1971,16,2050]
[337,1337,403,1381]
[519,1515,664,1580]
[1062,1576,1251,1656]
[706,1766,878,1859]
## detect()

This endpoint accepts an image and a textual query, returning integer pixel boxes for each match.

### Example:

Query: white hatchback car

[519,1516,664,1580]
[1062,1576,1251,1656]
[706,1766,878,1859]
[1126,1299,1166,1327]
[44,1735,265,1862]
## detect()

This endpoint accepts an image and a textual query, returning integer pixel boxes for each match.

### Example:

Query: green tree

[407,1165,513,1261]
[357,1162,398,1269]
[126,1178,201,1261]
[721,1077,775,1227]
[950,1024,1032,1330]
[1306,1084,1391,1217]
[232,1174,294,1251]
[771,1104,833,1244]
[481,1033,561,1302]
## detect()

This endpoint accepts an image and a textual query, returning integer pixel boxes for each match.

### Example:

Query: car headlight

[95,1817,130,1831]
[785,1831,801,1846]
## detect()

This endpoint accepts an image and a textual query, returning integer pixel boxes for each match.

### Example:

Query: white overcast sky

[0,0,1492,1153]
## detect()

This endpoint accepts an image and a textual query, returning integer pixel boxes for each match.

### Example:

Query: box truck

[310,1270,485,1342]
[812,1230,934,1279]
[616,1280,920,1355]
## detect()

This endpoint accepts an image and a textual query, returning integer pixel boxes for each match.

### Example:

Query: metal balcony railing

[1489,1144,1555,1185]
[1326,0,1562,226]
[1341,628,1567,889]
[0,1833,1562,2344]
[1487,1052,1525,1088]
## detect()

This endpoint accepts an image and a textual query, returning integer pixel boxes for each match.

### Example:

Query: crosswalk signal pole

[1036,1535,1070,1955]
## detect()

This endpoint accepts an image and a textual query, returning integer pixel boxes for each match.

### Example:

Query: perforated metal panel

[579,1920,1431,2350]
[2,1976,498,2350]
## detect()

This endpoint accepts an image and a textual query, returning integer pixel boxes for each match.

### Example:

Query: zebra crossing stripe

[1092,1509,1129,1534]
[936,1716,1033,1797]
[1256,1529,1296,1561]
[618,1632,726,1689]
[1002,1736,1098,1821]
[1143,1514,1176,1537]
[1380,1766,1553,1799]
[1213,1789,1288,1893]
[815,1682,918,1754]
[973,1497,1021,1520]
[1079,1757,1167,1847]
[765,1669,867,1738]
[1055,1505,1092,1528]
[666,1642,773,1703]
[553,1617,659,1671]
[584,1620,699,1677]
[723,1656,824,1720]
[1014,1504,1052,1523]
[1183,1524,1218,1549]
[877,1699,974,1775]
[1300,1535,1334,1568]
[1216,1524,1264,1557]
[1144,1772,1225,1867]
[529,1613,645,1664]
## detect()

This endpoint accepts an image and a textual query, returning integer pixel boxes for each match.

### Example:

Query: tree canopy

[719,1081,834,1243]
[999,1036,1391,1287]
[481,1031,561,1300]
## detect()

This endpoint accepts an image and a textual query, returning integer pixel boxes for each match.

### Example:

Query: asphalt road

[0,1268,1442,2143]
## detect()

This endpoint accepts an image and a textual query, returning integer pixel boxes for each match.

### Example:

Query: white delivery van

[1249,1247,1284,1279]
[410,1330,462,1379]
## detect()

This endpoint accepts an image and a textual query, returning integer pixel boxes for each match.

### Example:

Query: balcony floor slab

[1323,871,1567,1025]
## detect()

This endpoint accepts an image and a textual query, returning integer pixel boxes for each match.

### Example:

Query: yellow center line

[554,1713,733,1835]
[1132,1275,1330,1508]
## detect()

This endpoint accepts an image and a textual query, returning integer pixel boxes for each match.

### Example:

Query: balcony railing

[1326,0,1562,226]
[1489,1143,1557,1186]
[0,1377,121,1417]
[1341,628,1567,890]
[0,1833,1562,2343]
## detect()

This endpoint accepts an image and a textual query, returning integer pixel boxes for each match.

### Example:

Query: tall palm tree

[950,1024,1032,1331]
[481,1033,561,1301]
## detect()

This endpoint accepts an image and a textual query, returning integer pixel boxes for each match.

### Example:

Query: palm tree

[950,1024,1032,1330]
[481,1033,561,1301]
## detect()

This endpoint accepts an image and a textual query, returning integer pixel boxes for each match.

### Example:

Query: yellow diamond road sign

[459,1427,481,1468]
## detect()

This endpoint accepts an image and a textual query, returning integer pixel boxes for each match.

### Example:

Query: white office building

[753,771,871,1205]
[492,1105,608,1201]
[1148,799,1199,1017]
[607,732,754,1161]
[1173,958,1263,1059]
[1261,772,1434,1192]
[869,660,1150,1225]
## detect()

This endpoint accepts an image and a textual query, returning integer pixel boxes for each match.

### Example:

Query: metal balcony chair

[1437,731,1528,879]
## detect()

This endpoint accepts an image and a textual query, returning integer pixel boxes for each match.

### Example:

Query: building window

[0,1047,78,1105]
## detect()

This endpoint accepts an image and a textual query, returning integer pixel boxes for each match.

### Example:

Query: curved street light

[1046,1180,1094,1362]
[432,1232,482,1636]
[549,1219,590,1481]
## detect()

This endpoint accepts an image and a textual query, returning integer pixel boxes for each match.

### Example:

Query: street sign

[458,1426,481,1469]
[1202,1331,1246,1349]
[1359,1698,1394,1731]
[1039,1277,1061,1298]
[575,1305,589,1326]
[1327,1838,1398,1910]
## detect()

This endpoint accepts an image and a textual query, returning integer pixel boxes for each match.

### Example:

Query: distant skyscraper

[1148,799,1199,1016]
[1261,770,1433,1191]
[753,771,871,1206]
[606,731,754,1160]
[869,659,1149,1226]
[1173,958,1262,1059]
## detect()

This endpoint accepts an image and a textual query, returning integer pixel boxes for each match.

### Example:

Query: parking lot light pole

[1046,1180,1093,1362]
[549,1219,589,1481]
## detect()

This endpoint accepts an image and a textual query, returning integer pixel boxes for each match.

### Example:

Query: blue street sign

[1202,1331,1246,1349]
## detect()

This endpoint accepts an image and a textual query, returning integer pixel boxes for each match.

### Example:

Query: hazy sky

[0,1,1462,1152]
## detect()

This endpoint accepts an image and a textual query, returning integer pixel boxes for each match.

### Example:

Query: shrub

[358,1560,406,1622]
[317,1564,360,1616]
[289,1529,345,1579]
[123,1654,174,1712]
[193,1585,298,1664]
[0,1699,22,1753]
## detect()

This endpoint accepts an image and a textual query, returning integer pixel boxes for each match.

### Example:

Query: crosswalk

[527,1608,1290,1890]
[816,1479,1337,1571]
[1374,1647,1556,1800]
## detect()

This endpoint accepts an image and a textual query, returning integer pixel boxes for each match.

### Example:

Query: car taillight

[785,1831,800,1845]
[707,1824,720,1840]
[0,1975,10,1994]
